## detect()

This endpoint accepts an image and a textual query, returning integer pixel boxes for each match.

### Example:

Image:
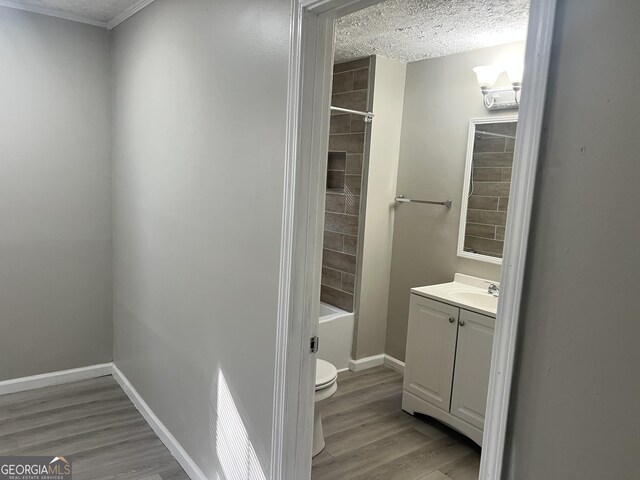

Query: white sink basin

[411,274,500,317]
[450,291,498,312]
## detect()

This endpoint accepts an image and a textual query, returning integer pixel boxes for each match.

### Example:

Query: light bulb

[473,66,501,89]
[506,62,524,86]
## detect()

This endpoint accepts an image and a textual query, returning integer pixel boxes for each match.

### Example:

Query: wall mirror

[458,116,518,265]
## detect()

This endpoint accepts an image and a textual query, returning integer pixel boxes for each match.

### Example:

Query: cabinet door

[450,309,495,430]
[403,295,459,412]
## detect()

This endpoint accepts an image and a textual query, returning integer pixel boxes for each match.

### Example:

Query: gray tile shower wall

[464,122,516,258]
[321,57,371,312]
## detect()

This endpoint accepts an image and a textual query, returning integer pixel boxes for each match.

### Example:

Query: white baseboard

[348,354,405,374]
[383,354,405,374]
[348,354,385,372]
[0,363,113,396]
[112,365,207,480]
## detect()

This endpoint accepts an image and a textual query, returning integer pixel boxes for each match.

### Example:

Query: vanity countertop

[411,273,499,318]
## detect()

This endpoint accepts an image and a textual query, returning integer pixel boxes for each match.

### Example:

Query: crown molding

[0,0,107,28]
[0,0,157,30]
[107,0,156,30]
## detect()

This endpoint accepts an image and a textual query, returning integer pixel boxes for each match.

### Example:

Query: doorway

[272,0,557,478]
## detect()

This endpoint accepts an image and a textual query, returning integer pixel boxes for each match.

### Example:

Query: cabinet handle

[449,317,455,323]
[459,320,466,327]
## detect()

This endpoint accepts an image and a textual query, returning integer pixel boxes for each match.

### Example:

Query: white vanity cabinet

[450,308,495,431]
[403,296,459,413]
[402,292,495,446]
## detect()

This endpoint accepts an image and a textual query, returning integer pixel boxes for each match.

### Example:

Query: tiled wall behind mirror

[463,120,517,259]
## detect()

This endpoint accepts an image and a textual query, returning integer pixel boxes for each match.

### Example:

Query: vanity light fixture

[473,63,524,111]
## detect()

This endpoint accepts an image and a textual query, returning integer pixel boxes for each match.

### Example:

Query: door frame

[272,0,558,478]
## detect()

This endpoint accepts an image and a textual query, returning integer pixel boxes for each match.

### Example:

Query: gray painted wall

[111,0,291,476]
[0,7,112,380]
[355,56,406,360]
[385,43,525,361]
[506,0,640,477]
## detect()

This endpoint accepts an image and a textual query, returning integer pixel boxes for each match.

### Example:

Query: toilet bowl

[313,358,338,457]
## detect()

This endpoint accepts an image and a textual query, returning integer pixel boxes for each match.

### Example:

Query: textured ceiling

[2,0,142,24]
[335,0,529,63]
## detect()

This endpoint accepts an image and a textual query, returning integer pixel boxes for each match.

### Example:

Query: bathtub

[317,302,354,371]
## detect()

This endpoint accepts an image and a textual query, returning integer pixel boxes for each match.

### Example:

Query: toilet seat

[315,359,338,391]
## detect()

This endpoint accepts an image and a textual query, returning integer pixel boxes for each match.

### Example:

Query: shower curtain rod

[330,106,374,123]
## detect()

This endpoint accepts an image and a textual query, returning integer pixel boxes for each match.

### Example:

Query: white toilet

[313,358,338,457]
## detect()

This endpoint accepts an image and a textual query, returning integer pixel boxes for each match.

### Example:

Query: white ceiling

[0,0,147,28]
[0,0,528,53]
[335,0,530,63]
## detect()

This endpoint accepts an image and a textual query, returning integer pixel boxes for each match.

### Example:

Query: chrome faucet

[488,283,500,297]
